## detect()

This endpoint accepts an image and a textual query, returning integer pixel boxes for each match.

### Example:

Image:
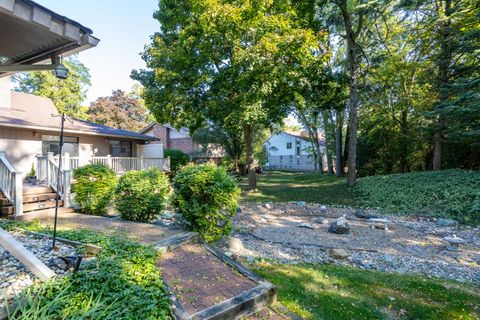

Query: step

[22,185,53,195]
[0,198,10,206]
[23,200,63,213]
[14,207,74,221]
[23,192,58,204]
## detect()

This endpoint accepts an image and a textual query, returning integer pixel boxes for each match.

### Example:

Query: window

[42,135,79,156]
[286,142,292,149]
[280,155,283,163]
[289,155,293,162]
[109,140,132,157]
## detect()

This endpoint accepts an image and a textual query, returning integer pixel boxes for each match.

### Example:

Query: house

[0,0,167,218]
[140,122,224,158]
[264,131,326,171]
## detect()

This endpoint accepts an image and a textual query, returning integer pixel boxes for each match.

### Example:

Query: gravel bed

[219,202,480,284]
[1,231,78,304]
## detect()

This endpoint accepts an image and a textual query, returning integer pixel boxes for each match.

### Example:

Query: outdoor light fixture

[54,63,69,79]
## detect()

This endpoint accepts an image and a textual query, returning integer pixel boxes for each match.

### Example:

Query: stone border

[157,232,277,320]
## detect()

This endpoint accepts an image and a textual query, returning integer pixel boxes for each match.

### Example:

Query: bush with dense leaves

[73,164,117,215]
[115,168,170,222]
[353,169,480,224]
[164,148,190,172]
[173,163,240,242]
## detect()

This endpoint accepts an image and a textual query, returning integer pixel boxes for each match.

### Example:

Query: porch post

[107,154,112,169]
[13,171,23,217]
[63,170,71,208]
[63,152,70,171]
[46,152,53,187]
[140,156,144,170]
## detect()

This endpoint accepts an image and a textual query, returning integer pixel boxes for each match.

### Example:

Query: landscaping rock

[329,248,350,259]
[328,217,350,234]
[320,205,327,213]
[263,202,273,209]
[436,219,458,227]
[225,236,244,252]
[313,217,329,225]
[296,201,306,207]
[296,223,316,230]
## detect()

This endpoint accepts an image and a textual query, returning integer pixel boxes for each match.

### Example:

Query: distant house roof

[0,0,99,77]
[0,92,154,141]
[140,122,190,135]
[268,130,325,145]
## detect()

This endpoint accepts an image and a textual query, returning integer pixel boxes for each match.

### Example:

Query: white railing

[37,153,71,208]
[0,152,22,216]
[50,154,170,174]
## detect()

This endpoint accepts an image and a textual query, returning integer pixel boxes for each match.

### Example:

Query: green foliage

[115,168,170,222]
[1,223,171,320]
[164,148,190,172]
[73,164,117,215]
[254,262,480,320]
[353,170,480,224]
[173,163,240,242]
[14,57,91,118]
[27,163,36,178]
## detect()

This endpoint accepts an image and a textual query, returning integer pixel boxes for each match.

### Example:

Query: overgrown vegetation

[164,149,189,173]
[0,220,171,319]
[115,168,170,222]
[253,262,480,320]
[173,163,240,242]
[73,164,117,215]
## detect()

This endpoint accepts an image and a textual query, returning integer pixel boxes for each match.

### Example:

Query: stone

[263,202,272,209]
[328,217,350,234]
[354,209,367,218]
[225,236,244,252]
[320,205,327,212]
[444,235,465,250]
[368,218,390,231]
[296,201,306,206]
[436,219,458,227]
[329,248,350,259]
[237,207,242,213]
[296,223,316,230]
[313,217,329,225]
[160,212,176,220]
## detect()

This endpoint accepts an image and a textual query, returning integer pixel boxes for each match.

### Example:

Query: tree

[133,0,326,189]
[87,90,150,131]
[13,57,91,118]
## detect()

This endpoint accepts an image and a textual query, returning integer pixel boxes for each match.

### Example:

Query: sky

[36,0,160,104]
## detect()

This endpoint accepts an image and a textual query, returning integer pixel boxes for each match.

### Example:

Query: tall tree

[133,0,326,189]
[13,57,91,118]
[87,90,150,131]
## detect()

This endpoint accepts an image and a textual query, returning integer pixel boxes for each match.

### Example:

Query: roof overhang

[0,0,99,77]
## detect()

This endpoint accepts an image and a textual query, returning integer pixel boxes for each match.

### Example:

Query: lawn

[240,171,351,205]
[253,262,480,320]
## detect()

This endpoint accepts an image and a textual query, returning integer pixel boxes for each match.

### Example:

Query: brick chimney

[0,76,12,109]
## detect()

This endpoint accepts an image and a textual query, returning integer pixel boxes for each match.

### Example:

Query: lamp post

[51,113,66,250]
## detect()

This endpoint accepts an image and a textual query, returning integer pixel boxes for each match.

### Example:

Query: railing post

[63,152,70,171]
[140,156,144,170]
[13,171,23,217]
[63,170,71,208]
[46,152,53,187]
[107,154,112,169]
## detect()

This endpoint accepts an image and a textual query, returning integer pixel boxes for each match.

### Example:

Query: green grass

[241,170,480,224]
[253,263,480,320]
[240,171,350,205]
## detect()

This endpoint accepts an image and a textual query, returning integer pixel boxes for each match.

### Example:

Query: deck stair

[0,184,73,218]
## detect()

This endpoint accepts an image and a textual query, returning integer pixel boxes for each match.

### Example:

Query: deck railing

[0,152,22,216]
[36,153,71,207]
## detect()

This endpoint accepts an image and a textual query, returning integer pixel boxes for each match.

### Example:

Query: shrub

[73,164,117,215]
[115,168,170,222]
[173,163,240,242]
[353,169,480,224]
[164,148,190,172]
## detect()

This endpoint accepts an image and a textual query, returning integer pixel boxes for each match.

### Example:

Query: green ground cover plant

[115,168,170,222]
[0,220,171,320]
[173,163,240,242]
[73,164,117,215]
[253,262,480,320]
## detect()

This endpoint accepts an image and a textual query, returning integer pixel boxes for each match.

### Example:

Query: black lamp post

[51,113,66,250]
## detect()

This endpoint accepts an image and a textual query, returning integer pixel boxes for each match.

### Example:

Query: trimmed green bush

[73,164,117,215]
[173,163,240,242]
[115,168,170,222]
[164,148,190,172]
[353,169,480,224]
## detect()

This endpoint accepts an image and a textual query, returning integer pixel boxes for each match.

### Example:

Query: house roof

[0,0,99,77]
[140,122,190,135]
[267,130,326,145]
[0,92,155,141]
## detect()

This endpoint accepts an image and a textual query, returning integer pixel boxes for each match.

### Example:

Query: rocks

[296,201,306,207]
[436,219,458,227]
[313,217,329,225]
[444,235,465,250]
[329,248,350,260]
[224,236,244,252]
[354,209,379,219]
[263,202,273,210]
[328,217,350,234]
[320,205,327,213]
[296,223,316,230]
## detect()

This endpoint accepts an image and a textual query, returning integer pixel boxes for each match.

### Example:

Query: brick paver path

[158,243,257,314]
[29,211,179,244]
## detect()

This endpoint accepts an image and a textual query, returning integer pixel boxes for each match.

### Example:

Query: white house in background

[264,131,325,171]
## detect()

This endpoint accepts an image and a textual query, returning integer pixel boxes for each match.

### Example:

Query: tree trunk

[323,112,334,175]
[399,110,409,173]
[433,0,452,171]
[343,118,349,174]
[243,123,256,190]
[335,109,344,177]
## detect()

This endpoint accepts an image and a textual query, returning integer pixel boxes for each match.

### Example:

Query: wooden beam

[0,228,55,280]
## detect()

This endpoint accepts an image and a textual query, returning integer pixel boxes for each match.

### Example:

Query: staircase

[0,184,73,219]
